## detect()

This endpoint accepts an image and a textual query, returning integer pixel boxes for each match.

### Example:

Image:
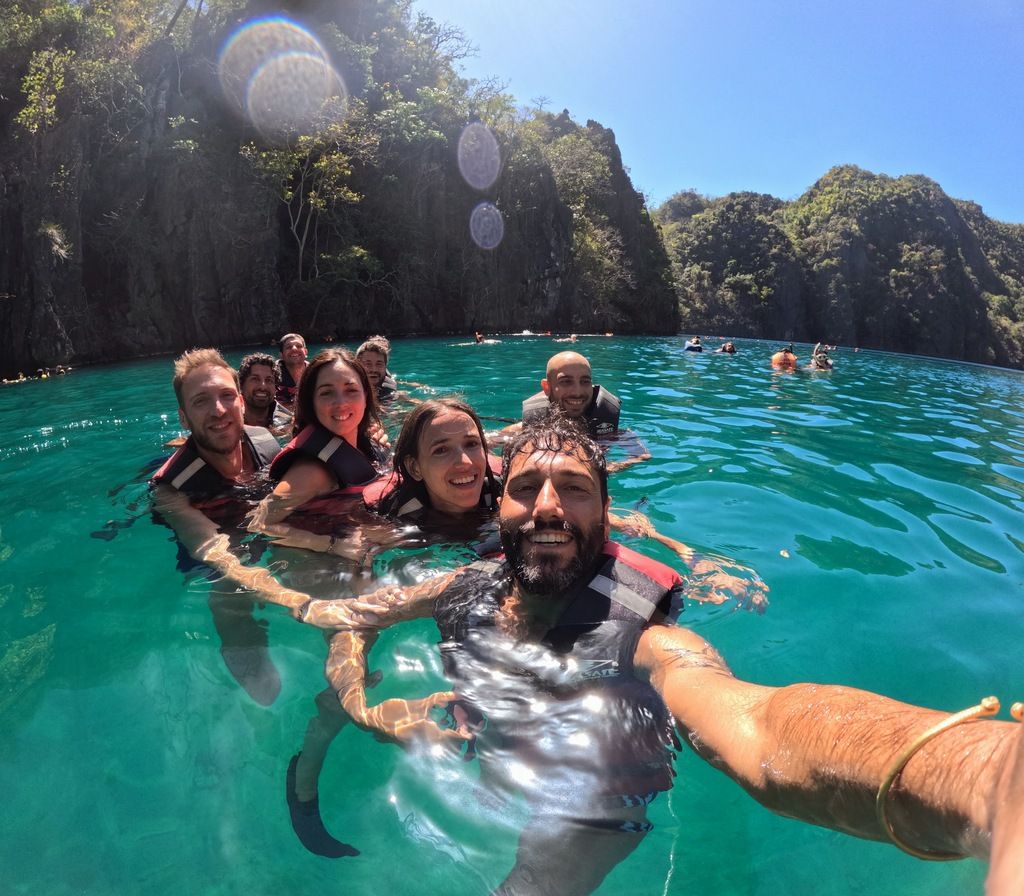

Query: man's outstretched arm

[152,483,309,608]
[319,569,471,745]
[635,625,1021,873]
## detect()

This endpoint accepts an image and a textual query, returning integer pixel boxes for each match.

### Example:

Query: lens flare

[469,202,504,250]
[218,16,348,139]
[457,122,501,190]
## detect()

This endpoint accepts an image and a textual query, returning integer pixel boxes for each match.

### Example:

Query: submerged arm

[152,484,308,608]
[246,459,336,543]
[321,570,470,745]
[604,429,651,474]
[608,509,769,611]
[636,625,1020,868]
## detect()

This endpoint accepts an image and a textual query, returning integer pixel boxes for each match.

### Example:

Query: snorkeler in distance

[276,332,309,410]
[771,344,799,370]
[239,351,293,437]
[150,348,301,706]
[714,341,736,354]
[808,342,834,370]
[242,417,1024,895]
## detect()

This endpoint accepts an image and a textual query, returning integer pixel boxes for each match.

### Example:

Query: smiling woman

[248,349,387,537]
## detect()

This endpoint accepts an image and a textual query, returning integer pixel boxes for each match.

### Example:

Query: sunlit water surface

[2,336,1023,895]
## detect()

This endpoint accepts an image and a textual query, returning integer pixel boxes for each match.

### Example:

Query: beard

[499,517,605,598]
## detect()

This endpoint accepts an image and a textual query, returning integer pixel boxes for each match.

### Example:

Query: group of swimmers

[682,334,836,368]
[1,364,72,385]
[148,332,1024,894]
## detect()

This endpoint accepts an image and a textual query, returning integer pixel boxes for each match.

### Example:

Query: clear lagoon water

[2,335,1023,895]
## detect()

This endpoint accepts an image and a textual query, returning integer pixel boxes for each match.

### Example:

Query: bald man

[520,351,620,437]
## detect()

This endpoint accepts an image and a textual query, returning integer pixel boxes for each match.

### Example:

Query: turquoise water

[2,336,1022,895]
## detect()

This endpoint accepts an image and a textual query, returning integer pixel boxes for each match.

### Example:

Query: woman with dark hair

[366,397,502,521]
[249,349,388,535]
[264,397,503,561]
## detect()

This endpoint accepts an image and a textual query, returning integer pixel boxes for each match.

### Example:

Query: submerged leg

[208,593,281,706]
[492,808,649,896]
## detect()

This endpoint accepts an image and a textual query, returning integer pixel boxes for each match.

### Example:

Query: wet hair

[375,397,500,517]
[356,335,390,363]
[172,348,237,409]
[279,332,305,353]
[292,348,380,438]
[502,410,608,504]
[238,352,280,387]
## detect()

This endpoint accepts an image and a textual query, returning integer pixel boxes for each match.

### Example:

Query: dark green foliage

[0,0,675,376]
[657,165,1024,368]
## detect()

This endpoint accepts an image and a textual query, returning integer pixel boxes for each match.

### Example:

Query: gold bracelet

[875,696,1000,861]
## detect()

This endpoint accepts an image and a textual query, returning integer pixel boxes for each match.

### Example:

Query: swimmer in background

[504,351,650,474]
[239,351,293,437]
[771,343,799,370]
[276,332,309,411]
[808,342,834,370]
[233,418,1024,895]
[356,335,428,406]
[683,335,703,352]
[714,341,737,354]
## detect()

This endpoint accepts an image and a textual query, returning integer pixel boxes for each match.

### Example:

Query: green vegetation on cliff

[0,0,676,375]
[657,165,1024,367]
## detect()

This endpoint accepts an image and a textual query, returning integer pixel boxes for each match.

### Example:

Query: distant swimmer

[475,331,484,344]
[808,343,834,370]
[684,335,703,352]
[276,333,309,410]
[771,344,799,370]
[714,341,736,354]
[553,333,578,343]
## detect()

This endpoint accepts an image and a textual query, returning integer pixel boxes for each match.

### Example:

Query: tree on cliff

[657,166,1024,368]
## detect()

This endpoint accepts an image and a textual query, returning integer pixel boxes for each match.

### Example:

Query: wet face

[406,410,487,515]
[541,359,593,419]
[178,364,244,456]
[241,363,275,411]
[312,360,366,445]
[281,336,307,367]
[358,350,387,387]
[499,443,609,597]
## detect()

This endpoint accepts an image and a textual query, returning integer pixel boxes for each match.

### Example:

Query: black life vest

[275,360,303,405]
[363,454,503,520]
[377,373,398,403]
[269,423,386,494]
[150,426,281,497]
[433,542,684,798]
[521,385,621,437]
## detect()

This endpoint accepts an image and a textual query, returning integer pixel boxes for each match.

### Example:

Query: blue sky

[413,0,1024,223]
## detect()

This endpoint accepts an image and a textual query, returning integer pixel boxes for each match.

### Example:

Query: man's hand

[688,559,770,613]
[264,523,370,564]
[360,691,472,747]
